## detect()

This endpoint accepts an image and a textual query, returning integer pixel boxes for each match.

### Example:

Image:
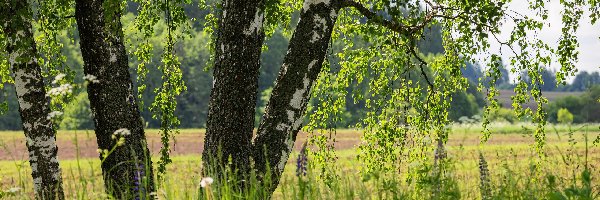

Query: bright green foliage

[60,92,94,130]
[487,108,518,124]
[557,108,574,124]
[301,0,595,184]
[35,0,77,114]
[0,30,12,115]
[0,0,76,121]
[132,0,190,181]
[547,86,600,123]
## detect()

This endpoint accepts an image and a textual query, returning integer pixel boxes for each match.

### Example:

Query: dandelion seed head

[200,177,214,188]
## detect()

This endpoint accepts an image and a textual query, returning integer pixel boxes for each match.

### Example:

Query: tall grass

[0,125,599,199]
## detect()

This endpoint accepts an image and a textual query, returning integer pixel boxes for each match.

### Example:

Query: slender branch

[339,0,411,34]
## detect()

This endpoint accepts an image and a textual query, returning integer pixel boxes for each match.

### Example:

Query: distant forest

[0,5,598,130]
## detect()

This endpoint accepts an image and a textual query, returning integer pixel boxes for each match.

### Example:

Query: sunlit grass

[1,124,599,199]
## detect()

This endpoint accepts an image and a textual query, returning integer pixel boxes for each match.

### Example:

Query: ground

[1,123,599,199]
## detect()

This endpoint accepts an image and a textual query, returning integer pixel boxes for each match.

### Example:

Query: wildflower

[133,163,147,199]
[46,84,73,96]
[113,128,131,136]
[6,187,21,193]
[83,74,100,83]
[200,177,214,188]
[296,142,308,177]
[46,111,63,120]
[96,149,102,154]
[52,73,66,84]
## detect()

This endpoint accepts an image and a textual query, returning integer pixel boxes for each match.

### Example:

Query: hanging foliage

[132,0,190,181]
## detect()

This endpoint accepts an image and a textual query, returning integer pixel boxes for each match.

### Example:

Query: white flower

[52,73,66,84]
[46,111,63,120]
[113,128,131,136]
[200,177,214,188]
[6,187,21,193]
[83,74,100,83]
[46,84,73,96]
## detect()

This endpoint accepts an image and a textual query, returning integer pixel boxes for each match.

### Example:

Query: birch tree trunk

[74,0,155,198]
[1,0,65,199]
[252,0,341,194]
[203,0,265,178]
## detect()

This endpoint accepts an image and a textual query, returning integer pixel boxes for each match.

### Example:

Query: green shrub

[60,92,94,130]
[557,108,574,124]
[488,108,518,123]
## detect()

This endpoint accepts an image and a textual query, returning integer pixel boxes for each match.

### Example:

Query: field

[1,123,600,199]
[496,90,583,109]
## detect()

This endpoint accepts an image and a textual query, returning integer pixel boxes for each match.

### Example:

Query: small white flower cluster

[200,177,214,188]
[46,111,63,120]
[52,73,66,84]
[46,84,73,96]
[84,74,100,83]
[113,128,131,136]
[112,128,130,146]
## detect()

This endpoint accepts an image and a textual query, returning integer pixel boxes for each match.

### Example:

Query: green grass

[1,123,599,199]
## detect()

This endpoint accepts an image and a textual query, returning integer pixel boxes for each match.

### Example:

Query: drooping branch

[339,0,444,35]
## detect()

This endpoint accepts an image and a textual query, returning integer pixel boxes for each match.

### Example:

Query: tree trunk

[74,0,155,198]
[203,0,265,178]
[1,0,65,199]
[252,0,341,194]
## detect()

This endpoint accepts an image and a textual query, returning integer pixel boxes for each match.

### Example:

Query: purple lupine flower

[296,142,308,177]
[133,163,146,200]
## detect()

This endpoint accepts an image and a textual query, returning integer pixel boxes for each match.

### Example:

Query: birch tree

[74,0,154,198]
[202,0,598,197]
[0,0,64,199]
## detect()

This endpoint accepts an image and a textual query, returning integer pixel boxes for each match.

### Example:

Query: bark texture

[203,0,265,177]
[1,1,65,199]
[252,0,341,194]
[75,0,155,198]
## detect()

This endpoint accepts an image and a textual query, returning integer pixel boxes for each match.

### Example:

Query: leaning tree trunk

[203,0,265,179]
[1,1,65,199]
[74,0,154,198]
[252,0,341,195]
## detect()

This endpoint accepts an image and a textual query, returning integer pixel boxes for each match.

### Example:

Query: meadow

[1,123,599,199]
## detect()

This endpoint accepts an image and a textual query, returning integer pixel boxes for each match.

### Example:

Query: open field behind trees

[1,124,600,199]
[496,90,585,110]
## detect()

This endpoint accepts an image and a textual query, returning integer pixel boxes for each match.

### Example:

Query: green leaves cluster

[132,0,191,181]
[305,0,595,183]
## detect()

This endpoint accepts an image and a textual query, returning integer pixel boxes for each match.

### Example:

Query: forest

[1,0,599,199]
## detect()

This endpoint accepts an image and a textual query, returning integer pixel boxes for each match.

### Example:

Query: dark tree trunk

[75,0,155,198]
[252,0,341,194]
[1,1,65,199]
[203,0,265,178]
